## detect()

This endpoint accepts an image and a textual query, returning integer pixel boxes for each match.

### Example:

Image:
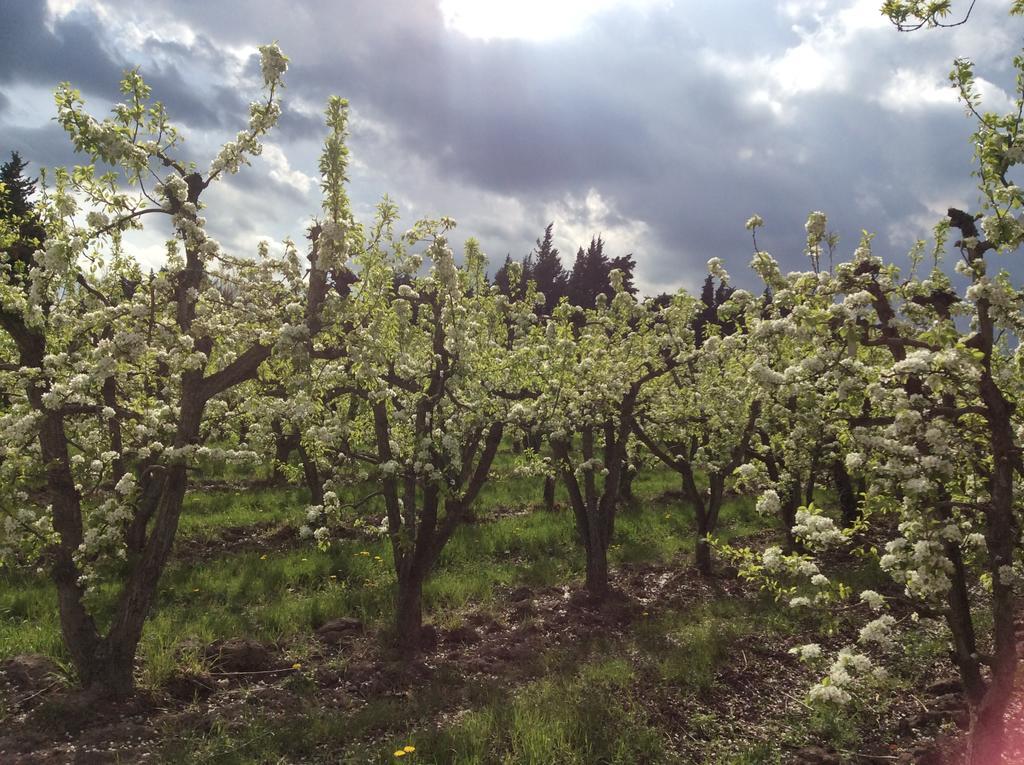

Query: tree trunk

[943,533,986,705]
[395,569,425,655]
[780,487,802,553]
[619,464,635,502]
[694,504,712,575]
[543,475,556,512]
[695,478,726,576]
[584,531,609,599]
[695,533,712,575]
[832,458,859,528]
[967,697,1008,765]
[271,431,299,484]
[298,445,323,505]
[79,642,136,699]
[969,269,1019,765]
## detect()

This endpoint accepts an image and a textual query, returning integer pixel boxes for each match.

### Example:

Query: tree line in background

[2,5,1024,763]
[493,226,638,313]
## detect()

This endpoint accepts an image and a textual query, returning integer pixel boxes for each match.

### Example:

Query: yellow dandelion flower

[393,750,406,757]
[260,554,268,560]
[403,745,416,753]
[292,662,302,670]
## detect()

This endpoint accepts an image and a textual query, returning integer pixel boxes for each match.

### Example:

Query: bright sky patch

[439,0,669,42]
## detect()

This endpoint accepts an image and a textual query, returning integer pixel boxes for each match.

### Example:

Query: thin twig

[207,667,301,677]
[836,749,901,761]
[14,679,62,705]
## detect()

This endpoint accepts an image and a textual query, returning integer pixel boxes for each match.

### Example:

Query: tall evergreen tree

[567,235,608,308]
[714,279,737,335]
[693,274,716,347]
[0,151,45,286]
[692,274,736,346]
[1,152,36,217]
[530,223,568,314]
[609,253,637,296]
[567,236,638,308]
[521,251,535,292]
[492,254,515,297]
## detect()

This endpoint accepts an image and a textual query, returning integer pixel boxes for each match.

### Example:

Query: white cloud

[769,41,843,98]
[885,191,972,251]
[878,68,958,112]
[542,188,670,293]
[877,69,1015,114]
[545,189,651,257]
[261,143,316,195]
[439,0,670,41]
[975,77,1016,116]
[702,0,887,120]
[45,0,87,24]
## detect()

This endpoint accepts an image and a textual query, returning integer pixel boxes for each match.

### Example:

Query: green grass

[2,461,723,687]
[177,486,308,536]
[0,462,838,691]
[308,592,809,764]
[2,456,941,764]
[379,658,666,765]
[157,640,674,764]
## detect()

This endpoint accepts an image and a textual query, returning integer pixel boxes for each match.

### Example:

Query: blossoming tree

[300,221,541,650]
[632,284,762,575]
[734,203,1022,761]
[0,46,314,697]
[535,275,676,598]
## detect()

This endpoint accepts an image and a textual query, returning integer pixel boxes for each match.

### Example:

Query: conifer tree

[0,151,45,284]
[530,222,568,314]
[567,235,608,308]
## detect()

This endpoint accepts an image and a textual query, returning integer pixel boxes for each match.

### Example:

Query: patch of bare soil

[928,610,1024,765]
[0,557,1013,764]
[172,520,382,564]
[173,521,300,562]
[0,683,162,764]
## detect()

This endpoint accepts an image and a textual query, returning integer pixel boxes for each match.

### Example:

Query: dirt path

[0,557,999,764]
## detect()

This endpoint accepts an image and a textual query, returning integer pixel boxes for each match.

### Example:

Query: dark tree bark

[632,400,759,576]
[552,375,651,599]
[267,420,302,484]
[543,474,557,512]
[831,458,860,528]
[962,216,1018,764]
[619,457,636,502]
[297,445,324,505]
[0,169,316,697]
[851,209,1020,763]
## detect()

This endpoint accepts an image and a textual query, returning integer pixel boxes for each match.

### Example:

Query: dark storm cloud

[0,2,256,149]
[0,0,1014,293]
[235,0,986,282]
[220,155,313,206]
[0,123,85,175]
[275,102,326,141]
[269,7,708,196]
[0,1,123,92]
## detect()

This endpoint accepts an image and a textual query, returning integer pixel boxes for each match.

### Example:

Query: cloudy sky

[1,0,1019,294]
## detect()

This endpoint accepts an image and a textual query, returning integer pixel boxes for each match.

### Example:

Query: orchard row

[2,14,1023,762]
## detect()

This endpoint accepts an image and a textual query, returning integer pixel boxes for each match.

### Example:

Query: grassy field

[0,456,957,764]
